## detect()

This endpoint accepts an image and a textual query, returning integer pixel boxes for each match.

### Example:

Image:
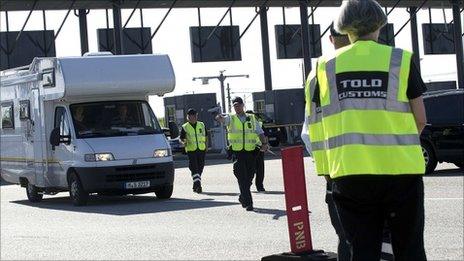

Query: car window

[1,102,14,129]
[424,93,463,125]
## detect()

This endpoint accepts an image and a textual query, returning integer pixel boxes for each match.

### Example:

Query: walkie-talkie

[246,116,252,128]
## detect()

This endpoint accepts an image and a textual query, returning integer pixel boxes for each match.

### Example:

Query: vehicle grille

[106,165,165,182]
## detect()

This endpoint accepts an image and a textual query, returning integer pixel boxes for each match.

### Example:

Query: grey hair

[335,0,387,37]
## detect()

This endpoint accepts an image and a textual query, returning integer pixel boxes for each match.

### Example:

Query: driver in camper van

[112,104,136,126]
[72,106,87,134]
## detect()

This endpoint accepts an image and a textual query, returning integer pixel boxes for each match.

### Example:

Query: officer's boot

[192,174,202,193]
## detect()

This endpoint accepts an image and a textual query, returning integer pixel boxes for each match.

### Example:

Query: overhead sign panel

[97,27,153,54]
[378,23,395,46]
[275,24,322,59]
[0,30,56,70]
[189,26,242,62]
[422,23,455,55]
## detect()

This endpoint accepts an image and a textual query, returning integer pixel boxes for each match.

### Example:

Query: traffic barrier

[262,146,337,261]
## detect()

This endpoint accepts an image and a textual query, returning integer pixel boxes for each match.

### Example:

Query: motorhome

[0,54,176,206]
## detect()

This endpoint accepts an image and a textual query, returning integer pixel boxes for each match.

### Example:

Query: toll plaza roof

[1,0,461,11]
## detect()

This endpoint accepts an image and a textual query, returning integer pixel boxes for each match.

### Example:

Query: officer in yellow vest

[216,97,269,211]
[302,23,351,261]
[180,108,207,193]
[305,1,427,260]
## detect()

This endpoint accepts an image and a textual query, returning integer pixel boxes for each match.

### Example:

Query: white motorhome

[0,54,176,206]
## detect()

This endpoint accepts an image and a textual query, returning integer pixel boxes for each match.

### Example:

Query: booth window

[255,100,265,114]
[166,105,176,123]
[1,102,14,129]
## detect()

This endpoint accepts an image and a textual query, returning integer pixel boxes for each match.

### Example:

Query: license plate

[125,181,150,189]
[269,137,277,141]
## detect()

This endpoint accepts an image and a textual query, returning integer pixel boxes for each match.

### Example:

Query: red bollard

[282,146,313,254]
[261,146,337,261]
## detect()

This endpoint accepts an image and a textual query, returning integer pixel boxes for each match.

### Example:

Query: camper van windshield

[70,101,162,138]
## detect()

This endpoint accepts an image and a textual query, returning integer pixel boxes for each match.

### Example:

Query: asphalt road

[1,158,463,260]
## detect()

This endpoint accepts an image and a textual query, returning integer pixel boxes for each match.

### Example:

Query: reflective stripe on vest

[311,133,420,151]
[308,41,424,178]
[182,121,206,152]
[227,114,258,152]
[320,48,411,117]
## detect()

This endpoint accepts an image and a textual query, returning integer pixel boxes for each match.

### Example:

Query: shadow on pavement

[0,177,14,186]
[201,192,240,197]
[253,190,285,195]
[426,168,463,177]
[11,196,238,216]
[173,155,282,169]
[174,158,231,169]
[253,207,287,220]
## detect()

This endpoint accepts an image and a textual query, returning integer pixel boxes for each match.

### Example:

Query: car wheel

[68,173,89,206]
[26,182,43,203]
[421,142,437,174]
[155,185,173,199]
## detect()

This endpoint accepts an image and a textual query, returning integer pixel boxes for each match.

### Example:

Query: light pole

[193,71,249,154]
[193,70,249,113]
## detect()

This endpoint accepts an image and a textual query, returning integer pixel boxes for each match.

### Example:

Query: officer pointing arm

[215,97,268,211]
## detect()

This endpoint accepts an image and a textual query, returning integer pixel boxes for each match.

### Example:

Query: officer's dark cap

[232,97,244,105]
[187,108,197,115]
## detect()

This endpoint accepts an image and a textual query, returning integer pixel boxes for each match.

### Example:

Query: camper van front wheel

[154,185,173,199]
[26,183,43,203]
[68,173,89,206]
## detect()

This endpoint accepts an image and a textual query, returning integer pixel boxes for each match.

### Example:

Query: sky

[1,6,462,116]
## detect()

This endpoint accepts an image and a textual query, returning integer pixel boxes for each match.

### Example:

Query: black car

[255,113,286,147]
[421,89,464,173]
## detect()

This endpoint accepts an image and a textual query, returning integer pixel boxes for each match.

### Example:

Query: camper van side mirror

[168,121,179,139]
[50,128,61,147]
[162,127,171,138]
[50,127,71,147]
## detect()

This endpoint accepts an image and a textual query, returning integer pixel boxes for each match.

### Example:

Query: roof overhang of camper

[1,0,462,11]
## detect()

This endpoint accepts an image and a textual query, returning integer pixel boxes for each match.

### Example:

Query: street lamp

[193,70,249,113]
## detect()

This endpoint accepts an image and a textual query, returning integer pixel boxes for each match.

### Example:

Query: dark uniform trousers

[332,175,426,261]
[187,150,206,180]
[233,151,256,207]
[255,150,265,189]
[325,179,350,261]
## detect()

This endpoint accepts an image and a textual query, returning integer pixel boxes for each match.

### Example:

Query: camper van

[0,54,176,206]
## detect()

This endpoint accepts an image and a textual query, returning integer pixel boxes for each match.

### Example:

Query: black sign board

[190,26,242,62]
[275,24,322,59]
[0,30,56,70]
[378,23,395,46]
[422,23,455,55]
[97,27,153,54]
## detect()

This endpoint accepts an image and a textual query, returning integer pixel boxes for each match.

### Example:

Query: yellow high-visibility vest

[227,114,259,152]
[182,121,206,152]
[306,40,425,179]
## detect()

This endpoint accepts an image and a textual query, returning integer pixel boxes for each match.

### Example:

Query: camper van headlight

[153,149,170,158]
[85,153,115,162]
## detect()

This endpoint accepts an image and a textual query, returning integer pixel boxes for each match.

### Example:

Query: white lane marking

[425,198,464,200]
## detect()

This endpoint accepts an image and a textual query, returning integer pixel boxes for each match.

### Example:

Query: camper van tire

[26,182,43,202]
[154,184,173,199]
[68,173,89,206]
